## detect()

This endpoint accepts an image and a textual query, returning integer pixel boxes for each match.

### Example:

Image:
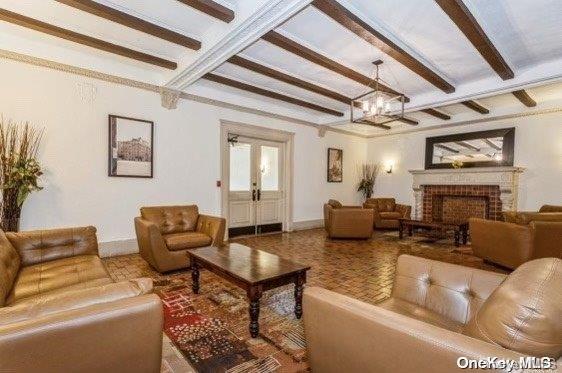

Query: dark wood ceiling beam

[55,0,201,50]
[436,144,459,153]
[435,0,514,80]
[484,139,501,151]
[203,73,344,116]
[175,0,234,23]
[262,31,410,102]
[455,141,479,151]
[398,117,419,126]
[461,100,489,114]
[312,0,454,93]
[0,8,177,69]
[421,108,451,120]
[227,55,350,104]
[512,89,536,107]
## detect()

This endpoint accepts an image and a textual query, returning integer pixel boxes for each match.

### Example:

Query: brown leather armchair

[0,226,163,373]
[324,199,373,239]
[363,198,411,229]
[503,204,562,225]
[135,205,226,272]
[304,255,562,373]
[469,217,562,269]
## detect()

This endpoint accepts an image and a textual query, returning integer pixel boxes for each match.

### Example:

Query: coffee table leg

[294,273,305,319]
[454,230,460,247]
[399,221,404,239]
[248,287,262,338]
[462,227,468,245]
[191,261,200,294]
[408,225,413,237]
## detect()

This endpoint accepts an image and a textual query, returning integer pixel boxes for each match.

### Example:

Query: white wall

[366,113,562,210]
[1,59,366,251]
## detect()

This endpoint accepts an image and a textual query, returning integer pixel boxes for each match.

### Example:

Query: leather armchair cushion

[377,198,396,212]
[0,231,20,306]
[0,278,153,326]
[379,212,402,219]
[464,258,562,359]
[141,205,199,234]
[327,199,342,209]
[7,255,112,305]
[6,226,98,267]
[163,232,212,251]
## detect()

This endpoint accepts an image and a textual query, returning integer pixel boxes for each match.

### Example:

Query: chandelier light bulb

[376,96,384,109]
[362,100,369,112]
[384,102,391,113]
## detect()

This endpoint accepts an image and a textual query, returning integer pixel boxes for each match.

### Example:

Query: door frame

[220,120,294,239]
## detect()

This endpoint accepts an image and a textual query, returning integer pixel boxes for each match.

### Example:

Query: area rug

[151,271,308,373]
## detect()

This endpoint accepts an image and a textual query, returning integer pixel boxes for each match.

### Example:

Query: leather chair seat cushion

[378,220,400,229]
[163,232,212,251]
[379,212,402,220]
[141,205,199,234]
[6,255,112,305]
[464,258,562,359]
[378,298,464,333]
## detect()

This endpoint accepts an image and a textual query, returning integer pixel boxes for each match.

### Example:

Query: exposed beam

[262,31,410,102]
[436,144,459,153]
[512,89,537,107]
[312,0,454,93]
[421,108,451,120]
[484,139,501,151]
[55,0,201,50]
[455,141,479,151]
[358,120,391,130]
[202,73,344,116]
[435,0,513,80]
[398,117,419,126]
[175,0,234,23]
[0,8,176,69]
[227,55,350,104]
[461,100,489,114]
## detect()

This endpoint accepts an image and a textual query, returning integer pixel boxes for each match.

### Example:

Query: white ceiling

[1,0,562,136]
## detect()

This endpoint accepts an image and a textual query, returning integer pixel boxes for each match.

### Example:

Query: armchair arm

[0,294,163,373]
[197,214,226,246]
[328,209,373,238]
[530,221,562,260]
[395,204,412,219]
[304,287,525,373]
[134,217,171,272]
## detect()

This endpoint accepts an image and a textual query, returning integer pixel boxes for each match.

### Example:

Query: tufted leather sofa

[135,205,226,272]
[0,226,163,373]
[363,198,411,229]
[303,255,562,373]
[469,217,562,269]
[323,199,373,239]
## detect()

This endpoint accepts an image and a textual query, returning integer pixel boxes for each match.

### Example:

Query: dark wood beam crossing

[175,0,234,23]
[461,100,489,114]
[261,31,410,102]
[484,139,501,151]
[398,117,419,126]
[435,0,514,80]
[0,8,177,69]
[55,0,201,50]
[227,55,350,104]
[421,108,451,120]
[455,141,479,151]
[512,89,537,107]
[202,73,344,116]
[436,144,459,153]
[313,0,454,93]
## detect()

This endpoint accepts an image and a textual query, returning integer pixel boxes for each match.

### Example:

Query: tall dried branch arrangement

[357,163,380,200]
[0,117,44,231]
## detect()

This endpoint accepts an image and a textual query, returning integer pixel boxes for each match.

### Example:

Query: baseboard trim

[99,238,138,258]
[292,219,324,231]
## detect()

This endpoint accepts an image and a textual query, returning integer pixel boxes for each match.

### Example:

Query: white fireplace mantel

[408,167,525,219]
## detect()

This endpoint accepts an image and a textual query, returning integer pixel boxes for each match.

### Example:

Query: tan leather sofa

[0,226,163,373]
[304,255,562,373]
[135,205,226,272]
[470,217,562,269]
[503,204,562,225]
[324,199,373,239]
[363,198,411,229]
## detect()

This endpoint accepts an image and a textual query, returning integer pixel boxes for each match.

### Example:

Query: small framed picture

[327,148,343,182]
[108,115,153,178]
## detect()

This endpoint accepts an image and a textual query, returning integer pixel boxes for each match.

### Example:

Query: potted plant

[0,118,44,232]
[357,163,380,200]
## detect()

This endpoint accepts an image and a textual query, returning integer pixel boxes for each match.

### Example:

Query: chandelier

[350,60,405,128]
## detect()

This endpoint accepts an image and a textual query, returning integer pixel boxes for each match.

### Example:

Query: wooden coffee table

[398,219,469,246]
[188,243,311,338]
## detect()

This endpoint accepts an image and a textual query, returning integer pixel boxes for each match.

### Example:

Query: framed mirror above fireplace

[425,127,515,169]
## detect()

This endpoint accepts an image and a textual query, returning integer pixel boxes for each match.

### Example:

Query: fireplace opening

[423,185,501,222]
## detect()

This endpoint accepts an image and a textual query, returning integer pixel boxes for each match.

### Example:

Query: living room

[0,0,560,372]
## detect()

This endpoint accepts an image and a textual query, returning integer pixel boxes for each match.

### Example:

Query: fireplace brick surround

[409,167,525,221]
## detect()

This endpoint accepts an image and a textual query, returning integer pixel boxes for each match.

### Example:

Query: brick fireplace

[409,167,524,221]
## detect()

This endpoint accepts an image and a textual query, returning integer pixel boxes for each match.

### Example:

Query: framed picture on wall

[108,115,154,178]
[327,148,343,182]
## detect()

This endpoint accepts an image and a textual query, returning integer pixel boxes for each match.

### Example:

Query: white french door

[228,136,284,237]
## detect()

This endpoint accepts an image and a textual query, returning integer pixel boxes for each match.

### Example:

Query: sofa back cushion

[0,230,20,306]
[539,205,562,213]
[464,258,562,359]
[327,199,342,209]
[366,198,395,212]
[6,226,98,267]
[392,255,506,324]
[141,205,199,234]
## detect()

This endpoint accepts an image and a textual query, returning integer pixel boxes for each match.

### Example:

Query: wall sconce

[385,162,394,174]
